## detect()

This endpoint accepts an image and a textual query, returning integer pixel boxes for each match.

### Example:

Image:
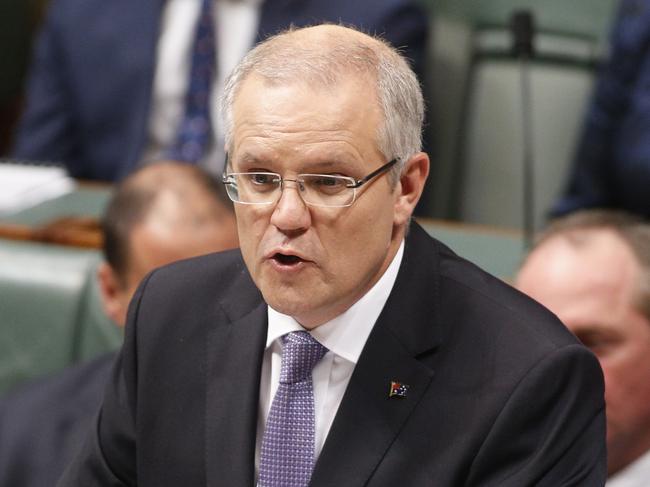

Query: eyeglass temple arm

[348,158,399,188]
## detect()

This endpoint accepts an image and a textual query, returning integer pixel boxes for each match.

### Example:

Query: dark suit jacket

[11,0,428,181]
[58,223,606,486]
[0,353,115,487]
[552,0,650,219]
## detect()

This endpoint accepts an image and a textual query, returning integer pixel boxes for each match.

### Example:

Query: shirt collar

[607,449,650,486]
[266,240,405,364]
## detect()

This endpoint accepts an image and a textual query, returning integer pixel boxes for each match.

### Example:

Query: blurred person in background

[517,209,650,486]
[10,0,428,181]
[553,0,650,219]
[0,161,239,487]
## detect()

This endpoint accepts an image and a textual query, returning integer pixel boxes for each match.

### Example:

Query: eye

[574,330,621,358]
[248,173,278,185]
[305,175,350,194]
[315,176,342,187]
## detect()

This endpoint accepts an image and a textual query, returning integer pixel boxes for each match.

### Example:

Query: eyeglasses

[221,158,399,208]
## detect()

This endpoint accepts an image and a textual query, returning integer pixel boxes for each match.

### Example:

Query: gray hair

[220,24,424,184]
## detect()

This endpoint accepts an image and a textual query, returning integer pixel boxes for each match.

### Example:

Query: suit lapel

[205,280,267,487]
[310,223,442,486]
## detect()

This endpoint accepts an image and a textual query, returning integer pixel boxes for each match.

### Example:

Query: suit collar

[380,222,443,356]
[310,222,442,486]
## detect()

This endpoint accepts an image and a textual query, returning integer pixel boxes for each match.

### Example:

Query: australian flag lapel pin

[389,380,409,398]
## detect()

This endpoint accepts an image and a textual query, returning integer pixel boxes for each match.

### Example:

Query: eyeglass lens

[225,173,356,207]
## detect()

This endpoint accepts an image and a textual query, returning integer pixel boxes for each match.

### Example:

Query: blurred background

[0,0,620,230]
[0,0,622,395]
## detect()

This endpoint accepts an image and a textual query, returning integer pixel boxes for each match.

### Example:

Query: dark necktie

[166,0,216,163]
[259,331,328,487]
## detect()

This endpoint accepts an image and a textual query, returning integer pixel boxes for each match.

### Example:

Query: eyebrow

[234,152,267,165]
[227,153,270,172]
[232,153,356,173]
[300,160,341,172]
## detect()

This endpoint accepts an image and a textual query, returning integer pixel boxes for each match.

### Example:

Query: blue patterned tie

[259,331,328,487]
[166,0,215,163]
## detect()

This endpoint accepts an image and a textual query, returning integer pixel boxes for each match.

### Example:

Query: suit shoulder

[0,354,115,485]
[0,353,114,421]
[146,248,251,294]
[435,241,579,351]
[404,224,579,353]
[132,248,261,327]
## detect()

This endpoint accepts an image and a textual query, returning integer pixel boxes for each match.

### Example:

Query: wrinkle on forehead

[230,74,384,167]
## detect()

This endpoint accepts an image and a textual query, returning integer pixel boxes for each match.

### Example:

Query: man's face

[516,230,650,474]
[229,75,405,328]
[125,209,238,298]
[106,193,239,326]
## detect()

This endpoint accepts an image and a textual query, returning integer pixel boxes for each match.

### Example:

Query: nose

[270,180,311,232]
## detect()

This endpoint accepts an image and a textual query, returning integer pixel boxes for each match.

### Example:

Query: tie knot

[279,331,328,384]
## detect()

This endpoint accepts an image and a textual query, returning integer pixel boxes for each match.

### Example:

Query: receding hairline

[102,162,233,283]
[527,210,650,322]
[227,24,394,100]
[268,23,392,55]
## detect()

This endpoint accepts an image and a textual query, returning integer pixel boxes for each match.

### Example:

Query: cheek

[324,217,393,279]
[602,347,650,418]
[235,208,266,254]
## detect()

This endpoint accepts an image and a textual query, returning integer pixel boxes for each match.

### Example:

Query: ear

[393,152,430,227]
[97,262,128,327]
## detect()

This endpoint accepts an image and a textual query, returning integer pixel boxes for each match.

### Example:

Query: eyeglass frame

[221,156,400,208]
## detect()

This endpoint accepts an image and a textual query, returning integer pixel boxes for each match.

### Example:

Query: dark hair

[534,209,650,321]
[101,162,232,283]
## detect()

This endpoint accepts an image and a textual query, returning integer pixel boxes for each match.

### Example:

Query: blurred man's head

[98,162,239,326]
[515,210,650,475]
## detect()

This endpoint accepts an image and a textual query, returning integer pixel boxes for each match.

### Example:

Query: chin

[265,291,307,316]
[263,289,327,327]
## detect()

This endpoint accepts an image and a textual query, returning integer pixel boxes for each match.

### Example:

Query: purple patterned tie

[259,331,328,487]
[166,0,215,163]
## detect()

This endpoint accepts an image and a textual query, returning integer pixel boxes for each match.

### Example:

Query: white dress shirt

[255,241,405,478]
[142,0,261,173]
[607,449,650,487]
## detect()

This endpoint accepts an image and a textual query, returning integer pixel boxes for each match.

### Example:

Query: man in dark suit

[552,0,650,219]
[0,162,239,487]
[516,210,650,485]
[60,25,606,486]
[11,0,428,181]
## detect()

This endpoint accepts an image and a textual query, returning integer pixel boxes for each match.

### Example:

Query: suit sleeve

[552,0,650,216]
[11,0,78,169]
[56,273,153,486]
[465,344,607,486]
[377,1,428,85]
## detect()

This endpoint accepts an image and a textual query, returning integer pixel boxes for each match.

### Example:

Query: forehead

[124,192,233,281]
[518,231,640,326]
[230,74,383,167]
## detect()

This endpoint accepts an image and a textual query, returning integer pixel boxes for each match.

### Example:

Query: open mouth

[272,253,303,266]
